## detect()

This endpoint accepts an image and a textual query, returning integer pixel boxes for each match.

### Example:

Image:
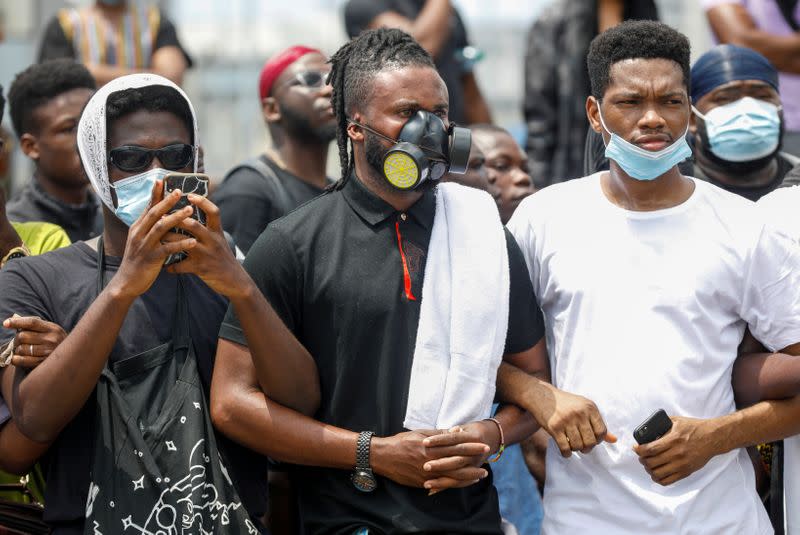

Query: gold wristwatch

[1,244,31,269]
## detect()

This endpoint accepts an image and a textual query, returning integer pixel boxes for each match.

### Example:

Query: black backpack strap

[776,0,800,31]
[223,155,294,214]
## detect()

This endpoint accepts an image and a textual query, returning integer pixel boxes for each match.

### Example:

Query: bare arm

[182,195,319,416]
[707,4,800,73]
[87,46,188,86]
[0,187,23,258]
[211,339,494,492]
[367,0,453,58]
[0,368,49,475]
[497,338,616,457]
[9,186,193,442]
[636,340,800,486]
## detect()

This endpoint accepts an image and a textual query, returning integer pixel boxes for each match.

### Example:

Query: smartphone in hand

[163,172,210,266]
[633,409,673,445]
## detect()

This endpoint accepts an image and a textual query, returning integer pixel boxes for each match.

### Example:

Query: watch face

[352,470,377,493]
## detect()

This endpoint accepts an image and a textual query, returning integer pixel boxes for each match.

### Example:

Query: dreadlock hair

[327,28,435,189]
[8,59,96,139]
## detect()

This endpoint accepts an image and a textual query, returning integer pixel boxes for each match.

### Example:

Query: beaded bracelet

[485,417,506,463]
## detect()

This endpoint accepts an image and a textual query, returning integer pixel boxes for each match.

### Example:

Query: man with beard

[214,46,336,254]
[6,59,102,242]
[211,28,610,534]
[690,44,798,201]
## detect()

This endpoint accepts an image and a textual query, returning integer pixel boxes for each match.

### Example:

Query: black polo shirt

[219,174,545,535]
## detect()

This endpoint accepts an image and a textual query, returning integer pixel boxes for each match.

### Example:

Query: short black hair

[8,58,96,138]
[328,28,435,184]
[105,85,194,144]
[587,20,691,99]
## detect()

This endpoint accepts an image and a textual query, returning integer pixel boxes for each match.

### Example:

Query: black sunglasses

[108,143,194,172]
[279,70,330,90]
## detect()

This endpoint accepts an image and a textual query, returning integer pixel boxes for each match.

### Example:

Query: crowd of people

[0,0,799,534]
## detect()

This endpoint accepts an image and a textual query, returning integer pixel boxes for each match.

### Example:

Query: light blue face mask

[110,168,170,226]
[597,107,692,181]
[692,97,781,163]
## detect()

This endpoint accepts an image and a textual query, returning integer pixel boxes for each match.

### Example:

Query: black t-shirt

[37,8,193,67]
[213,155,328,254]
[343,0,471,125]
[6,179,103,243]
[0,242,266,533]
[219,174,545,534]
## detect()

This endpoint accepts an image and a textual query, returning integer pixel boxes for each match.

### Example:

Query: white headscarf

[77,73,200,210]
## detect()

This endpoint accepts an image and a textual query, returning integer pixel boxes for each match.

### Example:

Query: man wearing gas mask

[691,44,798,201]
[213,28,610,534]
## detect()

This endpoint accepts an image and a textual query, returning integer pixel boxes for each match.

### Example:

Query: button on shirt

[220,174,545,534]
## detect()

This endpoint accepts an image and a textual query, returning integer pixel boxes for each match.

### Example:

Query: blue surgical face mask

[597,106,692,181]
[692,97,781,163]
[110,168,170,226]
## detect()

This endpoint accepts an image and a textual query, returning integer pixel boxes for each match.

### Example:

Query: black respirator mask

[350,110,471,190]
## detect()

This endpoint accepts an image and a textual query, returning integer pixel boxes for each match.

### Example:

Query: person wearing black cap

[690,43,799,201]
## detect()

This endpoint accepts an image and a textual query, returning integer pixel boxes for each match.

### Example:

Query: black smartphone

[163,173,210,266]
[633,409,673,445]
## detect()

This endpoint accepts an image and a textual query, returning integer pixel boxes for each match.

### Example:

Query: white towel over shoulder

[403,182,510,431]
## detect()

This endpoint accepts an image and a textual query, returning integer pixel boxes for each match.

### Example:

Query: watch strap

[1,244,31,269]
[356,431,374,470]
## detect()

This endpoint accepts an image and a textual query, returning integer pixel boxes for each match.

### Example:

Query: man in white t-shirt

[505,20,800,534]
[756,180,800,535]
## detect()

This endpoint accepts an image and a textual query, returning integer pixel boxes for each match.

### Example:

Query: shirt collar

[343,172,436,229]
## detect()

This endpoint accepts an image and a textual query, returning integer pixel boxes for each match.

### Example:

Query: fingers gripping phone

[633,409,673,445]
[163,172,210,266]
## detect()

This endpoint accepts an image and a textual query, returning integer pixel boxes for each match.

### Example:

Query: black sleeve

[0,261,54,348]
[343,0,392,37]
[154,12,193,67]
[37,15,75,62]
[503,228,545,354]
[212,167,280,255]
[218,225,302,346]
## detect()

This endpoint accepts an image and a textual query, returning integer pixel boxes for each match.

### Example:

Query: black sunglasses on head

[108,143,194,172]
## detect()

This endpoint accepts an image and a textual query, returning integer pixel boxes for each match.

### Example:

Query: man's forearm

[492,403,538,449]
[733,351,800,406]
[12,278,134,442]
[211,386,357,469]
[707,395,800,456]
[496,361,552,417]
[228,283,321,416]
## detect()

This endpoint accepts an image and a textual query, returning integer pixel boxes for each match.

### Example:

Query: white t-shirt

[758,185,800,535]
[508,173,800,535]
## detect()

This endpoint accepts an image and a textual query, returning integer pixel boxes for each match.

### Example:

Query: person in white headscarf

[0,74,314,534]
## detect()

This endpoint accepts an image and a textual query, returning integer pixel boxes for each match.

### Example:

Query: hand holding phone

[163,173,210,266]
[633,409,673,445]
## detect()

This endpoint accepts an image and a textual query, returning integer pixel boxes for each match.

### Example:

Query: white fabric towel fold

[403,182,510,431]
